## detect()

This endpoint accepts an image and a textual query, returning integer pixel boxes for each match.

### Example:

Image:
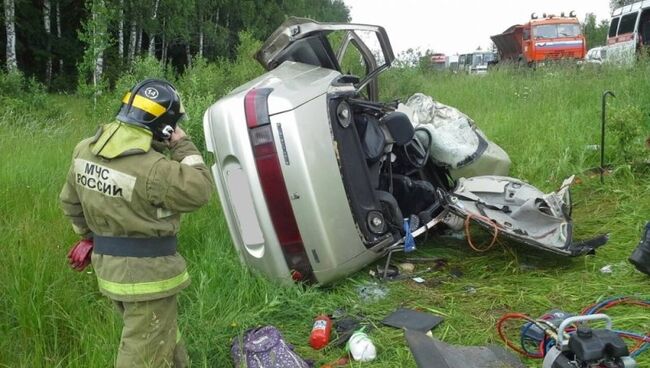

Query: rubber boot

[629,222,650,276]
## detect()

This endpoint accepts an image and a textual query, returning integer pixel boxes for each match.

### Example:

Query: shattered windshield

[534,23,581,39]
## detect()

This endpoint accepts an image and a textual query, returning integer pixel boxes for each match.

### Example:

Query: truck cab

[492,12,586,65]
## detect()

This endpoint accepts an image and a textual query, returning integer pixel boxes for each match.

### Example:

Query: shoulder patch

[74,159,136,201]
[180,154,205,167]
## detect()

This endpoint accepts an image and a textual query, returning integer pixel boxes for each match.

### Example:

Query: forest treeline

[1,0,349,91]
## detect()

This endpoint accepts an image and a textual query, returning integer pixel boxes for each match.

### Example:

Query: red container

[309,314,332,349]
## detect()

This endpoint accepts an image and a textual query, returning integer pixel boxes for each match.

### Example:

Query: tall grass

[1,60,649,368]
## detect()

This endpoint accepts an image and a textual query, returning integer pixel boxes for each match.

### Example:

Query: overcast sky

[345,0,612,55]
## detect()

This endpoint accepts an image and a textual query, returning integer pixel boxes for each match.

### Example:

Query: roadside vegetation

[1,39,649,367]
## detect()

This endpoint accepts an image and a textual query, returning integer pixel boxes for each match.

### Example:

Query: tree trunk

[148,35,156,57]
[4,0,17,72]
[56,0,63,70]
[118,0,124,59]
[92,0,105,90]
[199,30,203,58]
[147,0,159,57]
[186,44,192,68]
[43,0,52,85]
[128,18,136,63]
[136,27,143,56]
[161,32,167,65]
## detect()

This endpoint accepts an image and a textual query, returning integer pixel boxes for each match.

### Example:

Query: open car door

[255,17,395,101]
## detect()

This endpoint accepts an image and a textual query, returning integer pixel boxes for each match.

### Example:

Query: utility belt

[94,235,177,257]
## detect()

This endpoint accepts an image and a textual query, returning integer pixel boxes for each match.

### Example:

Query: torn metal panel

[447,175,608,256]
[404,330,525,368]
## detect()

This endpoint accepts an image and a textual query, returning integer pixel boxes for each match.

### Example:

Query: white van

[606,0,650,64]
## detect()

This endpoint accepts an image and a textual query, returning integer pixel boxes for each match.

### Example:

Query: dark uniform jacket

[60,122,213,301]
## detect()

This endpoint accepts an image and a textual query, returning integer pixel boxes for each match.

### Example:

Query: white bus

[606,0,650,63]
[458,52,497,74]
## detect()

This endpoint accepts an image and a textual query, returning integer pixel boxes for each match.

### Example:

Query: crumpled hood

[90,122,152,159]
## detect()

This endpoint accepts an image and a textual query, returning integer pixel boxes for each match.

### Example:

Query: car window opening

[272,34,340,71]
[609,17,620,38]
[618,12,638,35]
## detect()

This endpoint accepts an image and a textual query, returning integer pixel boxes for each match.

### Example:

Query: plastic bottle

[347,329,377,362]
[309,314,332,349]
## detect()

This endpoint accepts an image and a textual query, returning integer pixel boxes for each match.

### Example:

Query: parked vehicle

[203,18,607,285]
[428,53,447,71]
[605,0,650,64]
[585,46,606,64]
[491,12,586,65]
[458,52,497,74]
[447,55,459,71]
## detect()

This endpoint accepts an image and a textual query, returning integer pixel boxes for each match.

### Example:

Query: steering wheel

[403,128,432,169]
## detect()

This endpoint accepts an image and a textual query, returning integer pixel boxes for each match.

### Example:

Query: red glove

[67,239,93,271]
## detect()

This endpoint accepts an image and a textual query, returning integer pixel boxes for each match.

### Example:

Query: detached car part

[447,176,608,256]
[405,331,525,368]
[629,222,650,276]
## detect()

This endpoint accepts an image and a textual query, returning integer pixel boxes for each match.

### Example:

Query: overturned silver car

[203,18,607,285]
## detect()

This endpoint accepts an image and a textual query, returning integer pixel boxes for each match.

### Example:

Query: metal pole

[601,90,615,184]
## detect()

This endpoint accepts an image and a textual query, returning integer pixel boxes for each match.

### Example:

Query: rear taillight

[244,88,314,282]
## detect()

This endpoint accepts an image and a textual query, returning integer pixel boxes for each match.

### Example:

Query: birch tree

[56,0,63,70]
[4,0,17,72]
[78,0,112,105]
[147,0,160,57]
[44,0,53,85]
[128,18,136,64]
[118,0,124,59]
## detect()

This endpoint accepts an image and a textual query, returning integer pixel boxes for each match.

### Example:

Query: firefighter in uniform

[60,79,213,367]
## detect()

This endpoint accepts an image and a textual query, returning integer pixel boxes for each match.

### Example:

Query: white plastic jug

[347,330,377,362]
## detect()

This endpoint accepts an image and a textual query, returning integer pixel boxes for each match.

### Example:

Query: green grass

[1,65,649,368]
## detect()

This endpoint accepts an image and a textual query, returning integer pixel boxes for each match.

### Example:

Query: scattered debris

[332,316,362,347]
[405,331,525,368]
[331,309,346,320]
[398,262,415,274]
[356,283,388,303]
[321,356,349,368]
[599,265,613,274]
[449,267,464,278]
[464,286,477,294]
[382,308,444,332]
[412,277,426,284]
[382,307,522,367]
[629,221,650,276]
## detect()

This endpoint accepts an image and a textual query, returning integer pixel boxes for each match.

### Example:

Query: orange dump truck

[491,12,586,64]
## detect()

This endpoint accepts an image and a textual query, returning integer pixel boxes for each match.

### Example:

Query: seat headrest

[381,112,415,146]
